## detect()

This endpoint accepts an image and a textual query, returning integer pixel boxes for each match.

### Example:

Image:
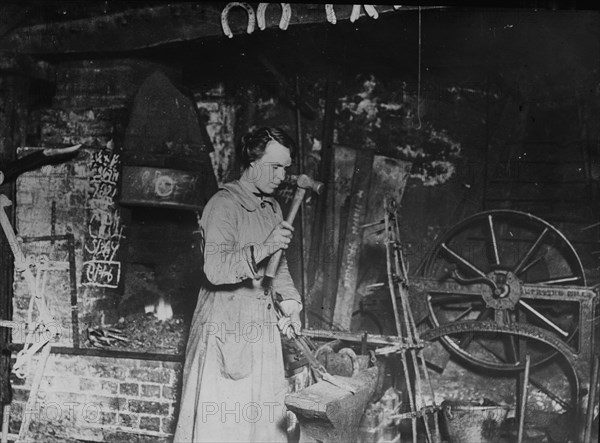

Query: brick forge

[5,58,231,442]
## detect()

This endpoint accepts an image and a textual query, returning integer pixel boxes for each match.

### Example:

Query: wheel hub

[480,271,521,310]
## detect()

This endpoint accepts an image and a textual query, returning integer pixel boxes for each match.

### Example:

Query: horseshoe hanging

[325,4,337,25]
[257,3,292,31]
[221,2,256,38]
[350,5,379,23]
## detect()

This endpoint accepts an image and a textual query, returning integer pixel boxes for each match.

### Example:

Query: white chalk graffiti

[82,151,123,288]
[82,260,121,289]
[154,174,175,197]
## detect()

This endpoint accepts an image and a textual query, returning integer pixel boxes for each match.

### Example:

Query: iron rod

[517,354,531,443]
[441,243,487,278]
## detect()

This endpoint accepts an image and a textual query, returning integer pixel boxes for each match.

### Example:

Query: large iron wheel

[422,321,581,440]
[423,210,586,372]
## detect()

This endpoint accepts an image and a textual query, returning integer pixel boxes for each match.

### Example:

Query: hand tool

[265,173,323,278]
[271,297,355,394]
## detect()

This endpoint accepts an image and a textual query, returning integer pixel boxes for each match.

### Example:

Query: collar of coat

[220,180,276,212]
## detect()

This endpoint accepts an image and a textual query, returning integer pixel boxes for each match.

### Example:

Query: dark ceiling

[1,2,598,101]
[176,7,600,102]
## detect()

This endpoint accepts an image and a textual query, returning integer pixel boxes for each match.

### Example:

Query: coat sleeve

[200,194,259,285]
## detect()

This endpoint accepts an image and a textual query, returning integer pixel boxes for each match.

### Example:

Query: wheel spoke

[457,308,492,349]
[530,276,581,285]
[428,293,481,305]
[502,332,520,364]
[477,340,520,366]
[454,306,474,321]
[517,255,543,276]
[514,227,549,275]
[441,243,487,278]
[458,333,474,350]
[476,340,572,409]
[487,215,500,265]
[518,300,569,337]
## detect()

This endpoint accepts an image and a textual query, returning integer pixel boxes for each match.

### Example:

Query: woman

[174,127,303,442]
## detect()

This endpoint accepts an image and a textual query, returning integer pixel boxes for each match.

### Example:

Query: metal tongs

[272,297,356,394]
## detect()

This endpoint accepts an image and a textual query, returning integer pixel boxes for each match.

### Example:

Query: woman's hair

[239,127,296,169]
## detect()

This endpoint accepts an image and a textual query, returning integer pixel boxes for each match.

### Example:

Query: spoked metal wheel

[423,210,586,372]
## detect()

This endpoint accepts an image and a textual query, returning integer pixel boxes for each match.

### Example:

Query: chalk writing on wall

[82,150,124,288]
[119,166,210,210]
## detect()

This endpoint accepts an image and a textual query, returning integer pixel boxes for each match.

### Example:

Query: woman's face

[247,140,291,195]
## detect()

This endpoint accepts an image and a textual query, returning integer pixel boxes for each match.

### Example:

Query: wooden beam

[0,4,418,55]
[0,53,54,81]
[307,61,338,327]
[9,342,184,362]
[332,149,373,330]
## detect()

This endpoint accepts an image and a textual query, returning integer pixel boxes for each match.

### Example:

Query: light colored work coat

[174,180,301,442]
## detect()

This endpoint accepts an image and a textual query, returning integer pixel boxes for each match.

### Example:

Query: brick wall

[14,59,166,332]
[8,58,189,441]
[14,147,102,342]
[14,58,198,329]
[9,353,181,442]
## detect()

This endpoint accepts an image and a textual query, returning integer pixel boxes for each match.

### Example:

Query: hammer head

[289,174,324,194]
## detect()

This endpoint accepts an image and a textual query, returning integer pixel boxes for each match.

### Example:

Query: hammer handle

[265,187,307,278]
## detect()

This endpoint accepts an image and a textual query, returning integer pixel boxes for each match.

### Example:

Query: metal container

[441,399,511,443]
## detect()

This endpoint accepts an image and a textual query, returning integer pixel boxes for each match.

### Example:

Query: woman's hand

[277,299,302,339]
[258,221,294,262]
[278,314,302,339]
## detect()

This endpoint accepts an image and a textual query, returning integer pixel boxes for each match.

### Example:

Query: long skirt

[173,287,288,442]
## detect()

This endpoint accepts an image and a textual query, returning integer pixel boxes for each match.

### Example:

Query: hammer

[265,173,323,278]
[264,175,357,394]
